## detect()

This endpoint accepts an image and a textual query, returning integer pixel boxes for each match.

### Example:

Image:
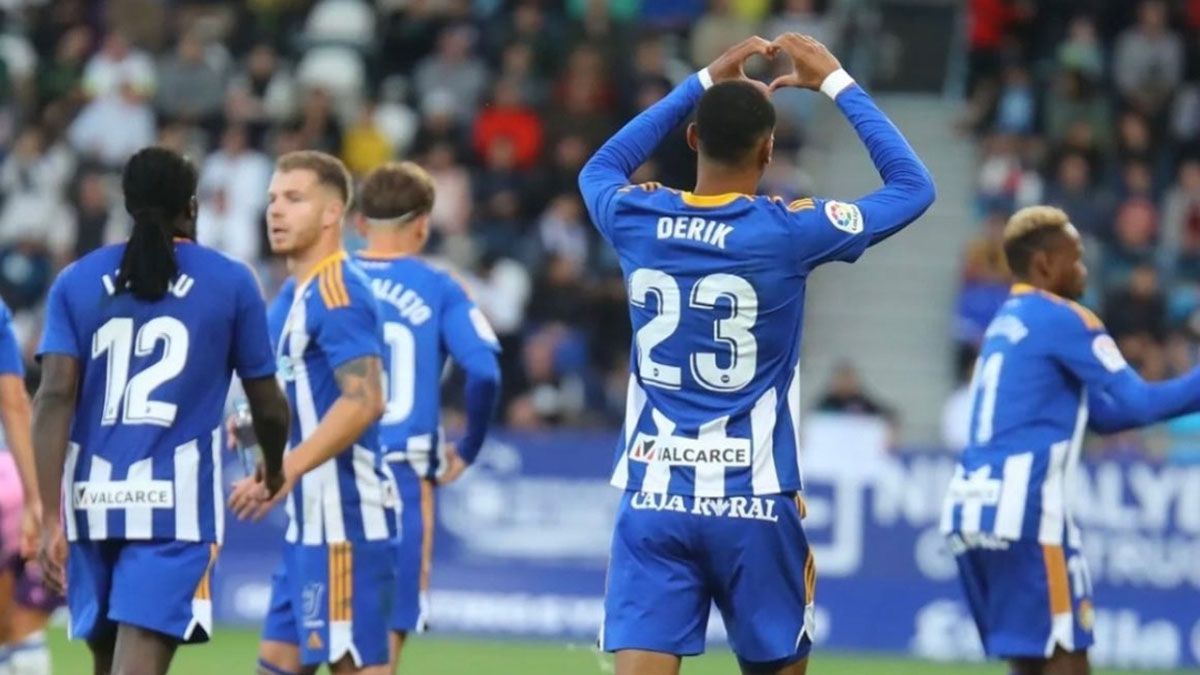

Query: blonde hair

[1002,206,1073,276]
[276,151,353,208]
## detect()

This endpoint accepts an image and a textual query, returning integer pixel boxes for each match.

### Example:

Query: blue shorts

[388,461,431,633]
[950,535,1095,659]
[603,491,815,666]
[262,540,396,667]
[67,540,217,643]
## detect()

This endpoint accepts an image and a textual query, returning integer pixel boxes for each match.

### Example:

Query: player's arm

[772,34,935,258]
[578,37,777,237]
[0,308,36,556]
[285,354,385,478]
[1086,369,1200,433]
[1048,306,1200,432]
[31,353,77,592]
[230,264,289,489]
[439,281,501,482]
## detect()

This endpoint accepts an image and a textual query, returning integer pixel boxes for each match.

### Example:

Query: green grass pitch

[45,627,1200,674]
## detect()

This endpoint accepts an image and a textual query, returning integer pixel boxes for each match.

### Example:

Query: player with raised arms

[350,162,501,672]
[230,150,398,675]
[32,147,290,675]
[941,205,1200,675]
[579,34,935,675]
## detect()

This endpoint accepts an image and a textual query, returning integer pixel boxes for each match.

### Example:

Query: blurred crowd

[0,0,839,431]
[952,0,1200,461]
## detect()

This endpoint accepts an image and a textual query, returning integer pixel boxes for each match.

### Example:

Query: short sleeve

[1047,302,1129,390]
[787,197,871,269]
[315,272,383,370]
[231,264,277,380]
[440,276,500,362]
[0,303,23,376]
[37,273,82,360]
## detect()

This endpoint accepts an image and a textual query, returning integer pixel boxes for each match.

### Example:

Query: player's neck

[361,229,421,258]
[290,237,343,283]
[693,165,759,198]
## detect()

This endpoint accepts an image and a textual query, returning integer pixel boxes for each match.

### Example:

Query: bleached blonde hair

[1002,206,1073,276]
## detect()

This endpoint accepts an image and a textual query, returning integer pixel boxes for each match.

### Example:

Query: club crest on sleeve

[824,200,863,234]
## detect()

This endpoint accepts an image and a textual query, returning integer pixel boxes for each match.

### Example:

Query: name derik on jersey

[656,216,734,249]
[629,434,751,467]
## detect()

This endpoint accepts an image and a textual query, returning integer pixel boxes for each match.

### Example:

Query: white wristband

[820,68,855,99]
[697,68,714,90]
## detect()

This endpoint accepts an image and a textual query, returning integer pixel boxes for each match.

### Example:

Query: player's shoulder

[1014,284,1104,332]
[178,242,260,287]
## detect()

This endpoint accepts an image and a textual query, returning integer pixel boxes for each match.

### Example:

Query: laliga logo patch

[824,200,863,235]
[1091,335,1127,373]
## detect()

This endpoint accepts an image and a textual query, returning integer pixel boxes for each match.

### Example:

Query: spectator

[689,0,757,70]
[954,212,1011,352]
[1113,0,1184,117]
[473,79,544,171]
[1102,199,1159,289]
[424,141,473,238]
[195,125,272,263]
[155,30,227,128]
[1055,14,1103,80]
[341,100,395,176]
[36,25,90,109]
[1104,264,1167,342]
[1161,158,1200,279]
[82,31,155,99]
[70,168,124,260]
[816,361,897,422]
[67,80,156,169]
[992,64,1035,135]
[1043,153,1112,240]
[224,44,298,145]
[414,25,489,125]
[1043,70,1111,150]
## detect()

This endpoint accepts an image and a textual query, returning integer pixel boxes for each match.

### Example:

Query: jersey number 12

[92,316,189,427]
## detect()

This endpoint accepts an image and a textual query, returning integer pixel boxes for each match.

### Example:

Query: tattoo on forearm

[334,356,382,404]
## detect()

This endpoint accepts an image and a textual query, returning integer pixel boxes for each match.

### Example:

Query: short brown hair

[358,161,435,222]
[1003,205,1072,276]
[276,150,353,207]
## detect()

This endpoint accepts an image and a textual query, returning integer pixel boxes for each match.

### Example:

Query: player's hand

[224,413,239,451]
[38,521,67,595]
[436,443,467,486]
[768,33,842,92]
[228,475,270,520]
[19,499,42,559]
[706,36,778,93]
[262,465,287,500]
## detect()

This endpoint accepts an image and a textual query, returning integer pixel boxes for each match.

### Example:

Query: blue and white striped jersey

[940,284,1126,546]
[37,242,276,542]
[579,72,934,497]
[269,252,398,544]
[351,252,499,478]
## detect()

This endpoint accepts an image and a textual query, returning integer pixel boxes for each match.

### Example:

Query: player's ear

[761,133,774,169]
[352,213,368,238]
[686,123,699,152]
[414,214,431,249]
[188,195,198,221]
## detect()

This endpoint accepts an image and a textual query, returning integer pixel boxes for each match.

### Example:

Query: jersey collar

[679,192,752,208]
[299,250,347,287]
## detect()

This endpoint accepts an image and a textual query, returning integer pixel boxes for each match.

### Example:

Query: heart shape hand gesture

[705,33,843,94]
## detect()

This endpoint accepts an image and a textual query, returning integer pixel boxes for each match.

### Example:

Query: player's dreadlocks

[117,147,197,300]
